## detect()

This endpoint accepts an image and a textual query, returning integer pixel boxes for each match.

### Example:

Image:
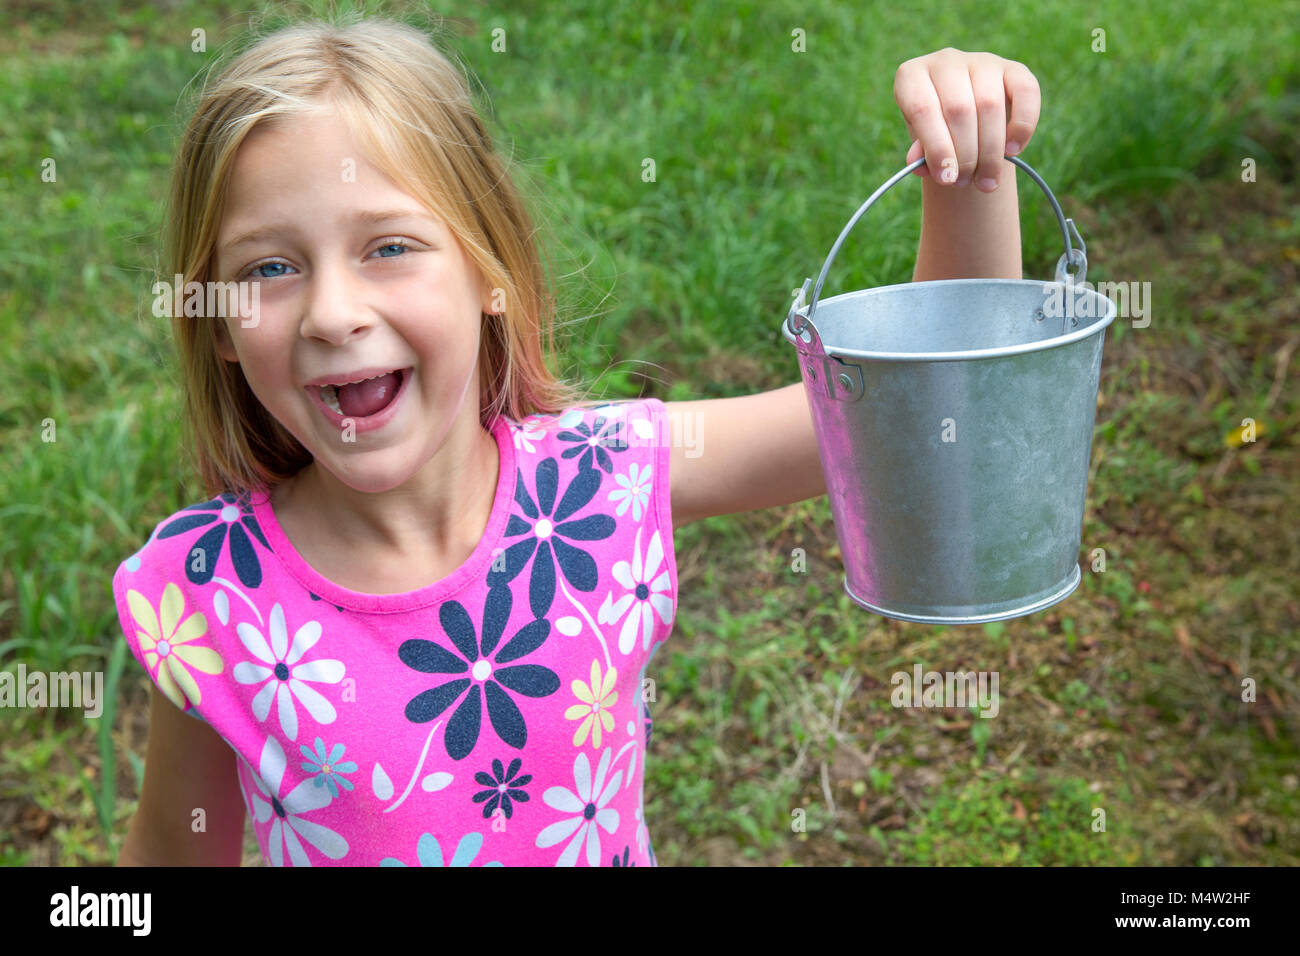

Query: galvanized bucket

[783,155,1116,625]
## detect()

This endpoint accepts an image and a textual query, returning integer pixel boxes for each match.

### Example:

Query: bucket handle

[786,155,1087,341]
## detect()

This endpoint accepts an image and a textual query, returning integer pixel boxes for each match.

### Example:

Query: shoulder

[112,491,270,591]
[111,491,271,715]
[509,397,668,437]
[500,395,675,546]
[504,398,671,467]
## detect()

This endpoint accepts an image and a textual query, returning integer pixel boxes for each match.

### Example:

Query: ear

[479,272,501,316]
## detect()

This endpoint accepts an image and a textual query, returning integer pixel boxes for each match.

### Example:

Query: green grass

[1,0,1298,866]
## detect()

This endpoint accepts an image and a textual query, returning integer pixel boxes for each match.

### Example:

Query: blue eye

[250,261,291,279]
[239,241,410,279]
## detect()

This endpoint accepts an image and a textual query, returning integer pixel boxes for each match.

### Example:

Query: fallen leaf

[1260,715,1278,743]
[1224,420,1267,447]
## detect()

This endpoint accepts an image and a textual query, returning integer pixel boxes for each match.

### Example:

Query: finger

[894,65,958,183]
[1003,60,1041,156]
[926,58,980,186]
[906,138,929,177]
[969,62,1008,191]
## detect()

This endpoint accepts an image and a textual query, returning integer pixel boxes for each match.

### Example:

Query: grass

[1,0,1297,866]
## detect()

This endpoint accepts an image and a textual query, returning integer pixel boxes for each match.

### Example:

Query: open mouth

[308,367,412,429]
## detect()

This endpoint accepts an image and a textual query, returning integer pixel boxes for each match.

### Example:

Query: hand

[893,48,1041,192]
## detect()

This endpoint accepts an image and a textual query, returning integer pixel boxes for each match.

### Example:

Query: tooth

[319,385,342,414]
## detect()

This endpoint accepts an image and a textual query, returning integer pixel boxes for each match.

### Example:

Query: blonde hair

[162,14,603,498]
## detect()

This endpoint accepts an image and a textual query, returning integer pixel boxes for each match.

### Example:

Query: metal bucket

[783,156,1116,625]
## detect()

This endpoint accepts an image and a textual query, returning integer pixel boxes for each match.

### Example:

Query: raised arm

[667,49,1040,527]
[896,47,1040,282]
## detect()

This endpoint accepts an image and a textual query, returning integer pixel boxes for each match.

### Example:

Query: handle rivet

[839,373,852,389]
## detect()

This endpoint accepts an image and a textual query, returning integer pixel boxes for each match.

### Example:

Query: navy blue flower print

[399,586,560,761]
[472,757,532,820]
[308,591,346,613]
[488,457,616,617]
[156,492,271,588]
[557,412,628,473]
[612,846,635,866]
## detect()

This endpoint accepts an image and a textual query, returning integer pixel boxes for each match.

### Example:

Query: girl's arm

[116,684,247,866]
[668,49,1039,527]
[900,48,1038,282]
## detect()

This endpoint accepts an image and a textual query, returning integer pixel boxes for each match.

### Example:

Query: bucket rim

[782,277,1117,363]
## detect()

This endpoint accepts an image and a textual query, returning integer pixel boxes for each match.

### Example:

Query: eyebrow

[218,209,439,254]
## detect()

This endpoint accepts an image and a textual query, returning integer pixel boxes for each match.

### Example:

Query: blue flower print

[299,737,357,798]
[307,592,346,613]
[379,831,503,867]
[472,757,532,820]
[157,491,271,588]
[557,412,628,474]
[488,457,616,617]
[399,586,560,760]
[612,846,636,866]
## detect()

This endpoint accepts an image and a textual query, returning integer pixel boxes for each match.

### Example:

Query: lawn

[0,0,1296,865]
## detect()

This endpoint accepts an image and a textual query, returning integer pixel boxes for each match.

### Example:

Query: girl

[112,18,1039,866]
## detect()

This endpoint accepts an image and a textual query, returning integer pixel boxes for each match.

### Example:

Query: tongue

[338,371,400,418]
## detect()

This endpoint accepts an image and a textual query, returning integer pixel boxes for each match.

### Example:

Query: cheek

[227,332,295,404]
[408,314,483,389]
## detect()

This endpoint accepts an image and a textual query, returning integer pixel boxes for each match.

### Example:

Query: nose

[299,254,375,346]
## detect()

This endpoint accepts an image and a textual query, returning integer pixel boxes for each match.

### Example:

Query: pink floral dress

[112,399,678,866]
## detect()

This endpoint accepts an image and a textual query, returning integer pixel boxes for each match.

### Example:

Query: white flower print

[624,719,639,789]
[607,461,652,521]
[246,736,349,866]
[511,419,547,454]
[597,526,674,654]
[535,748,621,867]
[634,804,648,854]
[232,603,345,741]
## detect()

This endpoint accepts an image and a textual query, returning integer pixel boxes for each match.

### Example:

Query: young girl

[112,19,1039,866]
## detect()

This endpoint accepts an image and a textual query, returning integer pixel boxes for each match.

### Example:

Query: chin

[322,454,418,496]
[343,469,416,496]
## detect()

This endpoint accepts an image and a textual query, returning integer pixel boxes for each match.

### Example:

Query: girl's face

[212,108,496,494]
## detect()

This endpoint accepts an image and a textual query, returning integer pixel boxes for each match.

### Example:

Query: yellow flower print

[126,582,223,710]
[565,659,618,748]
